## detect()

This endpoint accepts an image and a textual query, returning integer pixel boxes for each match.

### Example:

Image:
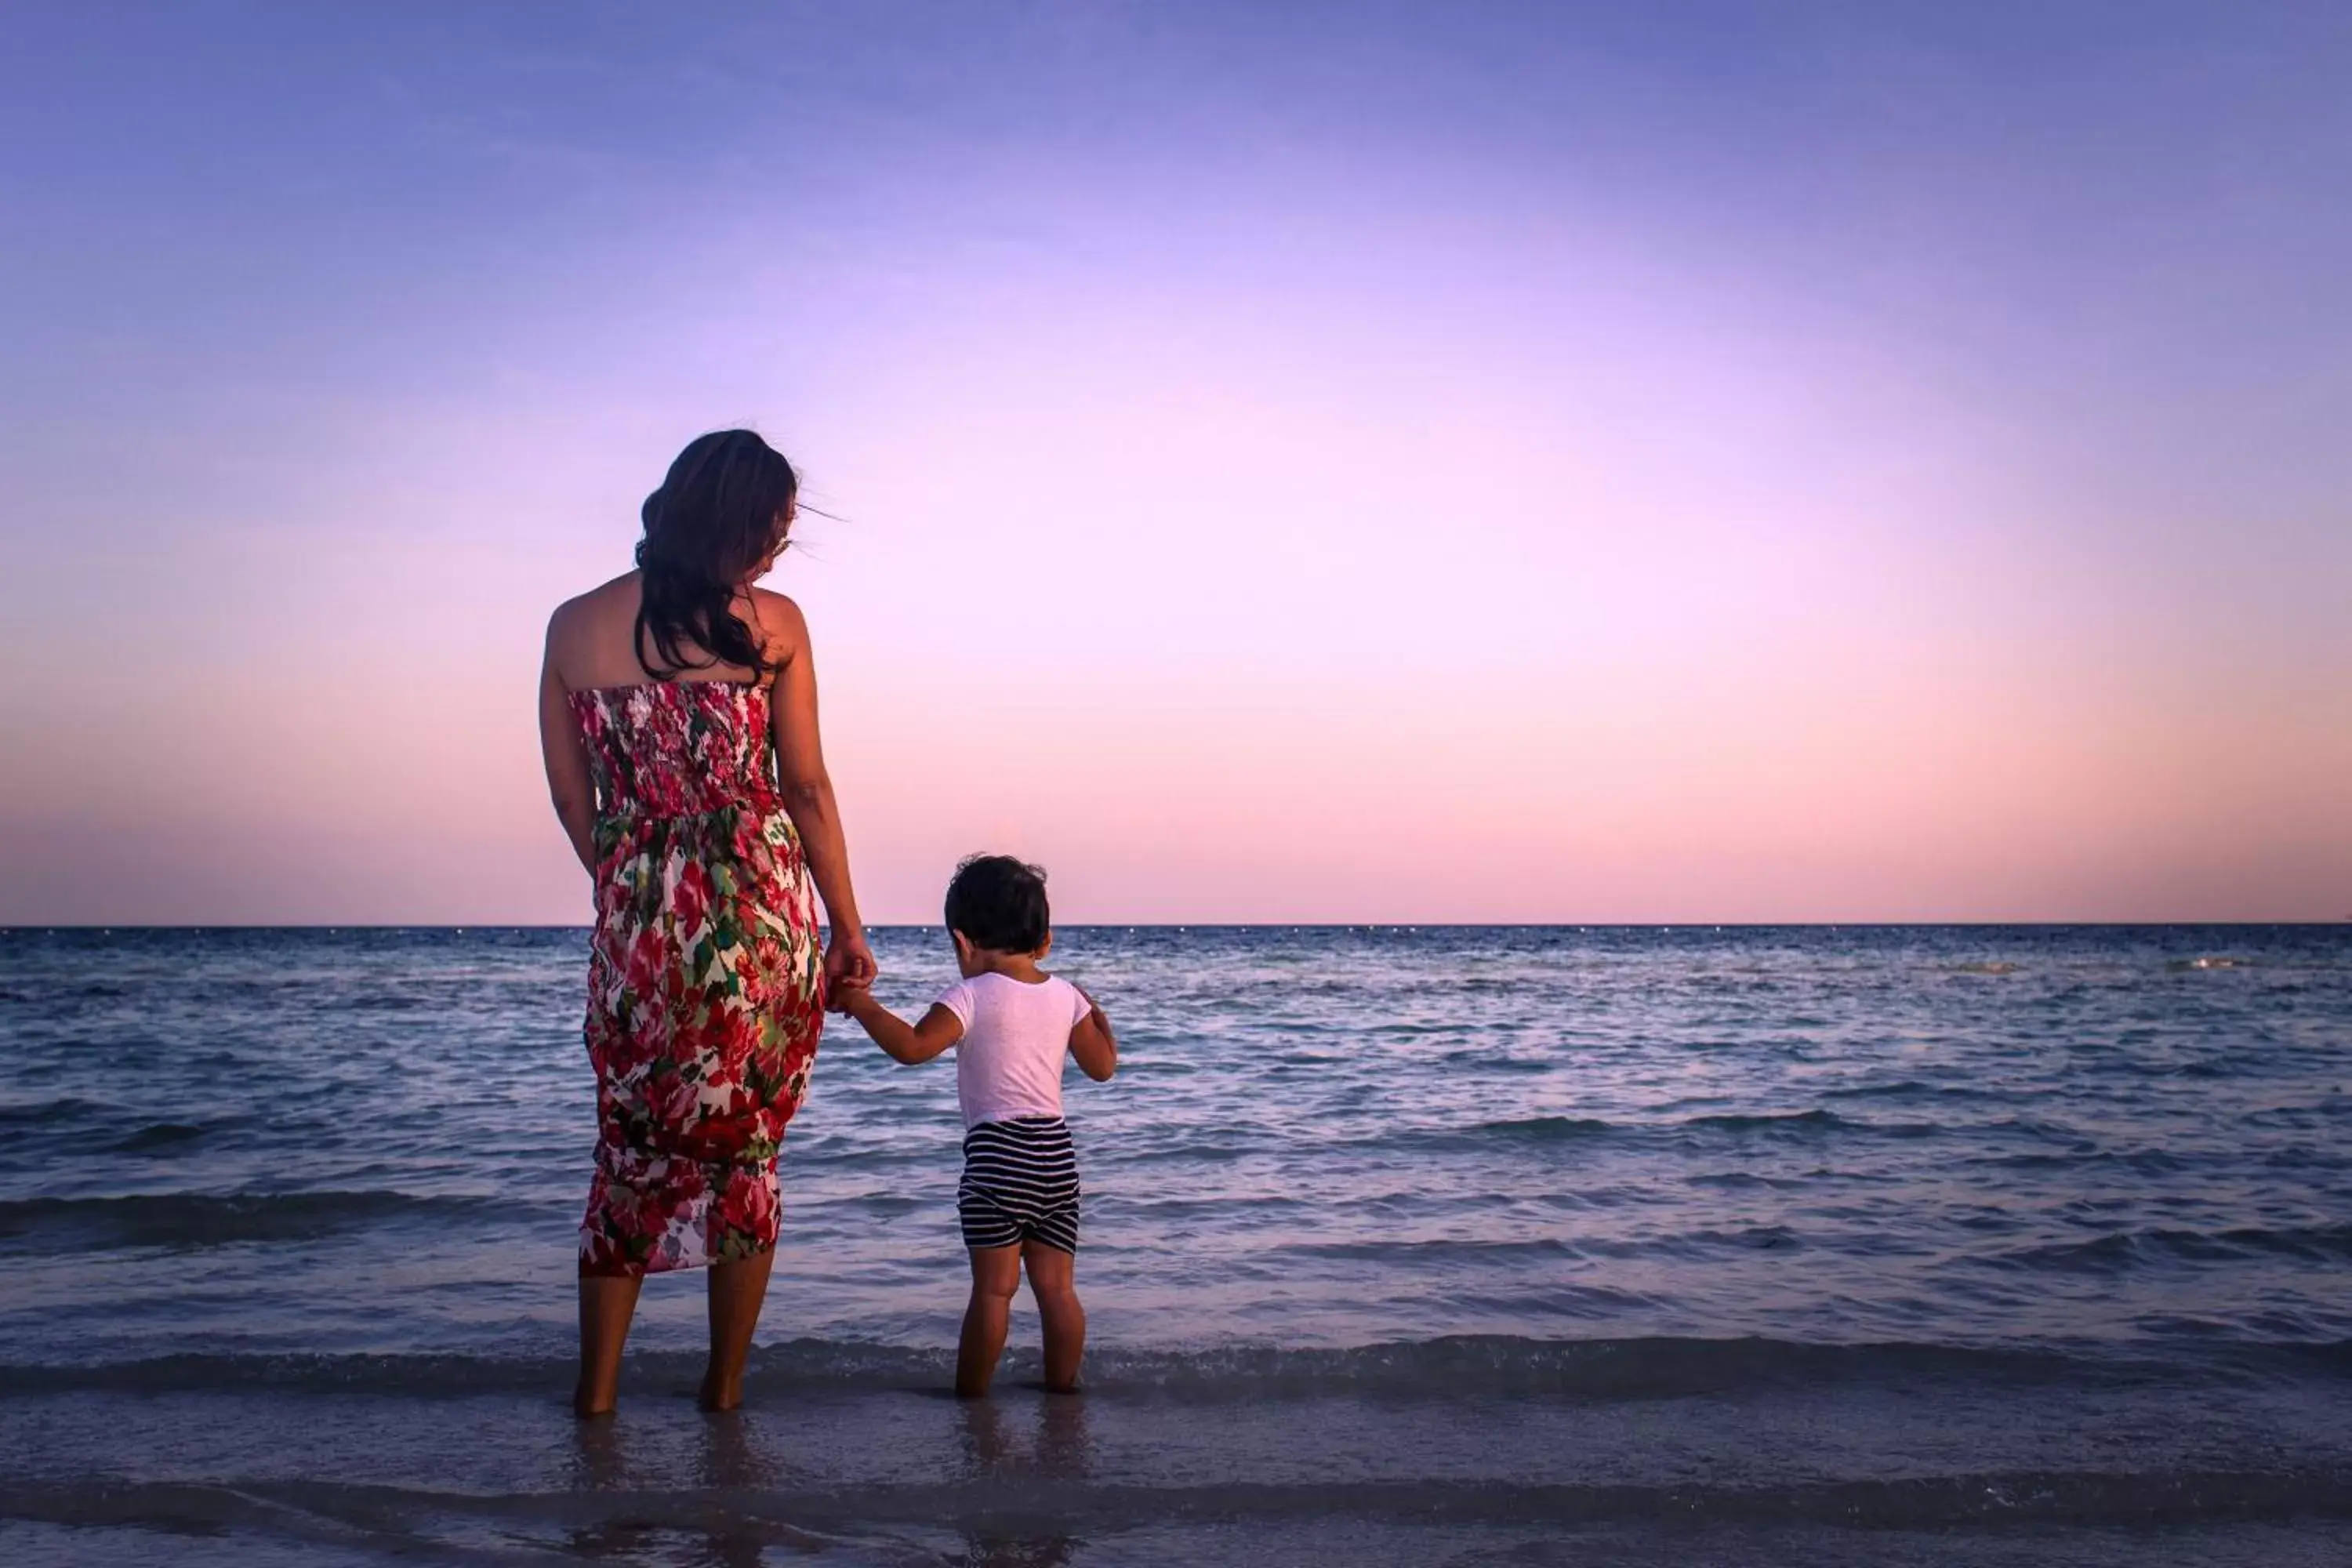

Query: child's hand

[826,977,873,1015]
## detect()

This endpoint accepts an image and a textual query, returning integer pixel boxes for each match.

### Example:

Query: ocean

[1,924,2347,1565]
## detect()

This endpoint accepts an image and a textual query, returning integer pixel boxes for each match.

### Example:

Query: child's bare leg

[957,1245,1023,1398]
[700,1248,775,1411]
[576,1272,644,1417]
[1022,1240,1086,1393]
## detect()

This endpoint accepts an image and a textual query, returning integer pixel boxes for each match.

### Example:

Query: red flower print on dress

[568,681,826,1277]
[673,858,713,940]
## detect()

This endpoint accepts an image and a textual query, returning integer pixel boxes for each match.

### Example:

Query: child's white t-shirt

[934,972,1092,1128]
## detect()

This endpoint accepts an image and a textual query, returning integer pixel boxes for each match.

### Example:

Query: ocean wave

[1279,1227,1806,1266]
[2,1467,2347,1537]
[1817,1079,1960,1100]
[0,1097,117,1127]
[0,1190,512,1253]
[1417,1108,1945,1149]
[1967,1145,2190,1174]
[1682,1108,1849,1132]
[1675,1108,1943,1138]
[110,1121,209,1153]
[1990,1225,2352,1272]
[1465,1115,1615,1141]
[320,991,435,1011]
[5,1334,2343,1403]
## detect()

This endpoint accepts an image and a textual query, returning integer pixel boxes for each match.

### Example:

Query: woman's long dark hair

[634,429,798,679]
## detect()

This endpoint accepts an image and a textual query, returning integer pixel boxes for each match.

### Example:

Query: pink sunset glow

[2,7,2347,924]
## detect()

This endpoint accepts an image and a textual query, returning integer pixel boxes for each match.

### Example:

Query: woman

[538,429,875,1415]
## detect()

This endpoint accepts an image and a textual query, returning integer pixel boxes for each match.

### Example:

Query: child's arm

[836,987,964,1065]
[1067,985,1117,1083]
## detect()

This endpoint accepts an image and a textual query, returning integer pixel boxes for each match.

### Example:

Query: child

[830,854,1117,1396]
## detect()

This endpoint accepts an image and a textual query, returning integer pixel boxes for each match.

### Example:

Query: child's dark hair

[945,854,1051,953]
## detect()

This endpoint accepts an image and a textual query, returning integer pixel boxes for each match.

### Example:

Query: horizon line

[4,920,2347,934]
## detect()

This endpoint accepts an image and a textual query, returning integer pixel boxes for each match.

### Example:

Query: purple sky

[2,2,2347,923]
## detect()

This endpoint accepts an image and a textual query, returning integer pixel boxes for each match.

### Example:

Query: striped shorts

[958,1116,1080,1254]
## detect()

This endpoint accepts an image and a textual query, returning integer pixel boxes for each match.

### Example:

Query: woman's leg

[576,1273,644,1417]
[701,1248,775,1411]
[1022,1240,1086,1393]
[957,1244,1023,1398]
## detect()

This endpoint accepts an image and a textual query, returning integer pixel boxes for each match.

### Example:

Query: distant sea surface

[2,924,2347,1566]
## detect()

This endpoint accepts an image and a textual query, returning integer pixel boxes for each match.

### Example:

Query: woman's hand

[824,927,877,998]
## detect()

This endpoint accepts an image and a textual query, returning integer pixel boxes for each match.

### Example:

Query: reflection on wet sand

[693,1411,778,1568]
[956,1394,1093,1566]
[554,1393,1094,1565]
[561,1404,833,1566]
[564,1414,648,1561]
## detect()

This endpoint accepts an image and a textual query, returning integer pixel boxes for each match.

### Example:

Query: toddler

[831,854,1117,1396]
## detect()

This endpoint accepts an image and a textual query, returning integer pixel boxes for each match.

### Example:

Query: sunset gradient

[2,2,2347,924]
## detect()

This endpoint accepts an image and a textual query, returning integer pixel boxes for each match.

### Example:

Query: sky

[1,1,2347,924]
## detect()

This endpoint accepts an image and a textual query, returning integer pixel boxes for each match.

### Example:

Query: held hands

[823,927,877,1013]
[824,927,877,987]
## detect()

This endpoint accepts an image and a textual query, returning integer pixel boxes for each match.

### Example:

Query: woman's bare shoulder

[746,587,809,664]
[548,573,638,633]
[544,575,641,688]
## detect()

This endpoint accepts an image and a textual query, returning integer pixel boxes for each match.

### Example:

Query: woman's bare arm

[538,615,598,875]
[763,593,875,984]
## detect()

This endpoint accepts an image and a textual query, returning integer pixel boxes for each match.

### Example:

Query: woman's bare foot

[576,1273,642,1421]
[700,1251,774,1413]
[697,1369,743,1412]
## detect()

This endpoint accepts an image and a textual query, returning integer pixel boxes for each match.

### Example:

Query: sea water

[1,924,2347,1565]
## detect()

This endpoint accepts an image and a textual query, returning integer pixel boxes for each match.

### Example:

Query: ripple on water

[0,924,2347,1357]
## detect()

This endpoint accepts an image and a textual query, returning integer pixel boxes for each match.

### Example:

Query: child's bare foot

[1023,1241,1087,1394]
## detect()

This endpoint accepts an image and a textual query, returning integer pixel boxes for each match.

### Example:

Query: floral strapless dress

[568,681,826,1276]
